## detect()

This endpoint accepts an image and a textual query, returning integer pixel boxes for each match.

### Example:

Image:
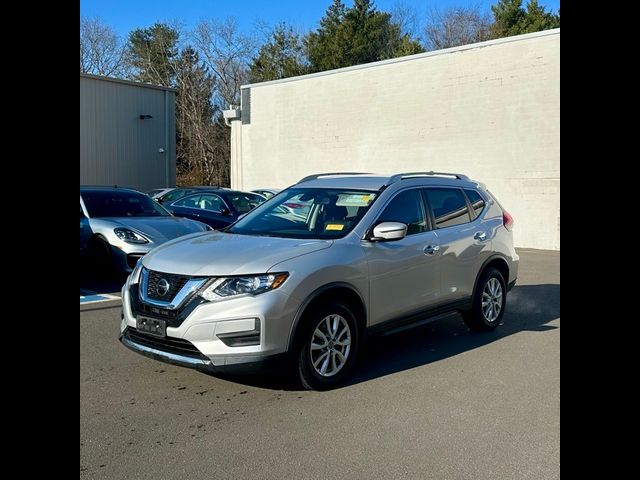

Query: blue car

[166,190,266,229]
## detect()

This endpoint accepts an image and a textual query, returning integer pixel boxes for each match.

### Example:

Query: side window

[197,194,225,212]
[464,189,486,219]
[173,195,201,208]
[425,188,471,228]
[162,189,191,204]
[377,189,427,235]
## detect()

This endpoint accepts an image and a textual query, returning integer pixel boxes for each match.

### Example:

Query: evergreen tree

[305,0,348,72]
[127,23,179,86]
[491,0,559,38]
[305,0,422,73]
[250,23,309,82]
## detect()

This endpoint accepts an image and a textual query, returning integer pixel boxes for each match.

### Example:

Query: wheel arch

[472,254,510,303]
[288,282,367,352]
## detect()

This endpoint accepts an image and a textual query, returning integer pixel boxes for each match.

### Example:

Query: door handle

[474,231,487,241]
[424,244,440,255]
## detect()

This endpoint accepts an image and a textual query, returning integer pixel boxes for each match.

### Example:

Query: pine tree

[305,0,423,72]
[491,0,559,38]
[250,23,309,82]
[127,23,179,86]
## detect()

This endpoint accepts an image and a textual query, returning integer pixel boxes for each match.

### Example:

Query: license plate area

[136,316,166,337]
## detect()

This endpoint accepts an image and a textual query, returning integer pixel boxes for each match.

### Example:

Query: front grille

[130,284,204,329]
[123,327,206,359]
[136,302,180,320]
[146,270,190,301]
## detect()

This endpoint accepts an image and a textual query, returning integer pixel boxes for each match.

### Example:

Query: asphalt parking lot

[80,249,559,480]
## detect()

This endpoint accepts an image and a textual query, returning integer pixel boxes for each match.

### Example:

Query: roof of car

[295,173,479,190]
[80,185,142,193]
[174,186,232,190]
[178,189,263,197]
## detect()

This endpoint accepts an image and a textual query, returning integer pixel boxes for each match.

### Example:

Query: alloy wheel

[310,314,352,377]
[481,277,503,323]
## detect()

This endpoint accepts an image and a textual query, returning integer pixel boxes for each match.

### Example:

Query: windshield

[82,190,172,218]
[228,188,377,239]
[223,192,267,214]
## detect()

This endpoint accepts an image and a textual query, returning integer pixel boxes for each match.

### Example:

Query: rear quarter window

[464,189,487,219]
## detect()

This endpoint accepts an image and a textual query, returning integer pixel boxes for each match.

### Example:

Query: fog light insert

[216,319,260,347]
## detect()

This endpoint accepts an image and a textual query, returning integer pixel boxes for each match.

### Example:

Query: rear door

[364,188,441,325]
[423,187,489,302]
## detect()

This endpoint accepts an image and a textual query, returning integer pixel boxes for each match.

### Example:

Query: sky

[80,0,560,39]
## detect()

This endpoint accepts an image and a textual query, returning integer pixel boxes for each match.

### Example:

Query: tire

[463,267,507,332]
[296,300,360,390]
[87,236,112,274]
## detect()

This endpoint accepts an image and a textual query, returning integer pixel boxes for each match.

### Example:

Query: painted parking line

[80,290,121,305]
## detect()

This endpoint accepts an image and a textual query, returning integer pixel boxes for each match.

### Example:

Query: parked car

[147,188,176,200]
[251,188,280,199]
[165,190,266,229]
[80,186,211,273]
[119,172,518,390]
[156,186,230,205]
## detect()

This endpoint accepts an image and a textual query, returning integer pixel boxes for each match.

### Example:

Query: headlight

[129,259,143,284]
[114,227,148,244]
[199,273,288,301]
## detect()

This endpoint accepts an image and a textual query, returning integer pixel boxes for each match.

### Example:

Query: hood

[93,216,206,242]
[142,232,332,276]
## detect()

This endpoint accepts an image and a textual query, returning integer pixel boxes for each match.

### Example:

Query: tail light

[502,210,514,231]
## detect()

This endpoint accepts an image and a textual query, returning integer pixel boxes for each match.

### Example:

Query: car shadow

[80,265,128,296]
[216,283,560,391]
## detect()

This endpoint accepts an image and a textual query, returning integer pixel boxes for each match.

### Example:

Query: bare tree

[424,5,493,51]
[391,1,422,40]
[80,17,127,77]
[192,18,257,108]
[177,18,256,187]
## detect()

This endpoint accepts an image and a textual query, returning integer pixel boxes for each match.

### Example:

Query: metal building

[224,29,560,250]
[80,73,176,191]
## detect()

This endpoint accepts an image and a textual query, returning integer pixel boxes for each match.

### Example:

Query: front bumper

[119,329,287,374]
[120,277,299,373]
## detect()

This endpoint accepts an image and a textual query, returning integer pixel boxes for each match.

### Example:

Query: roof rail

[297,172,372,183]
[386,171,469,184]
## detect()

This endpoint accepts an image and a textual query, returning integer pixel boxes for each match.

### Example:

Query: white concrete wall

[232,30,559,250]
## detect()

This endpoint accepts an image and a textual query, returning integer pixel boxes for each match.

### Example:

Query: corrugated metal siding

[80,75,176,191]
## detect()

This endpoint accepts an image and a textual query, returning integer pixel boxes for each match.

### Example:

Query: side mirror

[220,207,232,216]
[369,222,407,242]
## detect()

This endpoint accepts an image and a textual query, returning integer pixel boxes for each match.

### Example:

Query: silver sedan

[80,186,211,273]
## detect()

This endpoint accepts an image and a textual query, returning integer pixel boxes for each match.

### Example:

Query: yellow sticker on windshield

[325,224,345,231]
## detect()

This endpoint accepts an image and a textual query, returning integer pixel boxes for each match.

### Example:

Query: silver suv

[120,172,518,390]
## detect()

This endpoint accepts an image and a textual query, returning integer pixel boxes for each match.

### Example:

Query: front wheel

[463,268,507,332]
[297,301,360,390]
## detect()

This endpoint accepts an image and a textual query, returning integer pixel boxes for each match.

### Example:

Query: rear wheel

[463,267,506,332]
[296,300,359,390]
